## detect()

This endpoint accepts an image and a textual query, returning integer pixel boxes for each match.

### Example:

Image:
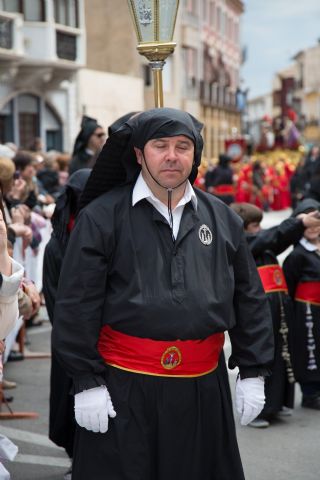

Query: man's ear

[134,147,143,165]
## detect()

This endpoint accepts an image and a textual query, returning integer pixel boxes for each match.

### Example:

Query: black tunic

[52,186,274,480]
[246,217,305,415]
[69,150,92,175]
[43,236,75,458]
[42,169,91,458]
[205,165,234,205]
[283,243,320,383]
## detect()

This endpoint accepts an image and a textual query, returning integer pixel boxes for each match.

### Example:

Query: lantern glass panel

[129,0,155,43]
[128,0,179,43]
[159,1,178,42]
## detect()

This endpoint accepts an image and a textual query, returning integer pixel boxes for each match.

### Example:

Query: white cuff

[0,259,24,297]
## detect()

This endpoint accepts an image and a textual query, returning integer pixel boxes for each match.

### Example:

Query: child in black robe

[231,202,320,426]
[283,199,320,409]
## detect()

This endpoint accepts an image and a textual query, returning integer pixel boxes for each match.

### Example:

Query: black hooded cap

[108,112,139,137]
[292,198,320,217]
[51,168,91,246]
[218,154,232,167]
[79,108,204,210]
[72,116,102,155]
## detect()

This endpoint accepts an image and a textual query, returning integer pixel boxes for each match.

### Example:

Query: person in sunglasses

[69,116,106,175]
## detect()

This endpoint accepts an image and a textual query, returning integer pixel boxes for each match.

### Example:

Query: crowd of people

[0,109,319,479]
[202,146,320,211]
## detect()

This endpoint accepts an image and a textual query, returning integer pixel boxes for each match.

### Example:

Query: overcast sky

[241,0,320,99]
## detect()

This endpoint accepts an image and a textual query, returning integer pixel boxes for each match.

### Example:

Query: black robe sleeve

[249,218,304,258]
[52,208,113,394]
[42,237,63,324]
[283,248,304,298]
[229,231,274,378]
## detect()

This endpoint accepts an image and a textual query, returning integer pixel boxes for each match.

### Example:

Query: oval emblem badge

[198,224,213,245]
[161,346,182,370]
[273,269,283,286]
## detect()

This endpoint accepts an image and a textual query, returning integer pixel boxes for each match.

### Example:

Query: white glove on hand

[235,377,265,426]
[74,385,116,433]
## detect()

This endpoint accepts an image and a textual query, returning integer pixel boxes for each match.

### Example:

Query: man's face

[135,135,194,189]
[87,127,106,153]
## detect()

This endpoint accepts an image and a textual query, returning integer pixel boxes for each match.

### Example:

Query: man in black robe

[69,116,106,175]
[52,108,274,480]
[205,154,234,205]
[43,169,91,467]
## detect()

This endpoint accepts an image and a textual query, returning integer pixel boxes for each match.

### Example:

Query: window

[18,94,40,148]
[44,104,63,151]
[0,94,62,150]
[0,0,45,21]
[0,0,21,13]
[0,100,13,144]
[143,64,152,87]
[24,0,45,21]
[185,0,197,15]
[234,21,239,43]
[209,1,215,28]
[56,30,77,60]
[0,15,13,49]
[183,47,197,85]
[54,0,79,28]
[220,10,225,36]
[202,0,207,20]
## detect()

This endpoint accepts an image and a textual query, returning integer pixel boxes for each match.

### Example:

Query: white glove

[235,376,265,426]
[74,385,116,433]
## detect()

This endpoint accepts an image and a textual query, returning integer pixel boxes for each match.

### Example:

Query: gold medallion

[161,346,182,370]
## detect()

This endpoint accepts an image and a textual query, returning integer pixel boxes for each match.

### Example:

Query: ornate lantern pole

[127,0,180,108]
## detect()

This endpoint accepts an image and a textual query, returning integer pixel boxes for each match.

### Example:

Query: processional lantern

[127,0,180,107]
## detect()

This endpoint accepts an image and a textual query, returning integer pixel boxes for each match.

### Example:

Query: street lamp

[127,0,179,107]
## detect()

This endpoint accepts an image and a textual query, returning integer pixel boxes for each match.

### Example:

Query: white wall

[77,68,144,131]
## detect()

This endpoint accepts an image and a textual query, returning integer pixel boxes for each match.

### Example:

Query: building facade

[83,0,244,161]
[272,42,320,144]
[0,0,86,152]
[145,0,245,160]
[292,42,320,143]
[0,0,244,155]
[247,92,273,145]
[0,0,144,152]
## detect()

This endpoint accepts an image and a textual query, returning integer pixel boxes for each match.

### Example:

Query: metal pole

[150,61,165,108]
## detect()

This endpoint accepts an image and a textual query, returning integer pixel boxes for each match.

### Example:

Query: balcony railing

[0,15,13,50]
[56,30,77,61]
[200,81,238,111]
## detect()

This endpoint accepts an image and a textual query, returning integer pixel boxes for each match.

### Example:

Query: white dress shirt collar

[132,172,197,211]
[300,237,319,252]
[132,173,197,239]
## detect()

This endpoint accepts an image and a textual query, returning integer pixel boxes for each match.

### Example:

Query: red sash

[212,184,235,195]
[258,264,288,293]
[295,282,320,306]
[97,325,224,378]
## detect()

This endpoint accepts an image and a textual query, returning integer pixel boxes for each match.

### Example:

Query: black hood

[292,198,320,217]
[79,108,204,210]
[72,116,102,155]
[108,112,139,136]
[218,154,231,167]
[51,168,91,245]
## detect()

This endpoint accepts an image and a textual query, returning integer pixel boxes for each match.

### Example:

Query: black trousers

[72,357,244,480]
